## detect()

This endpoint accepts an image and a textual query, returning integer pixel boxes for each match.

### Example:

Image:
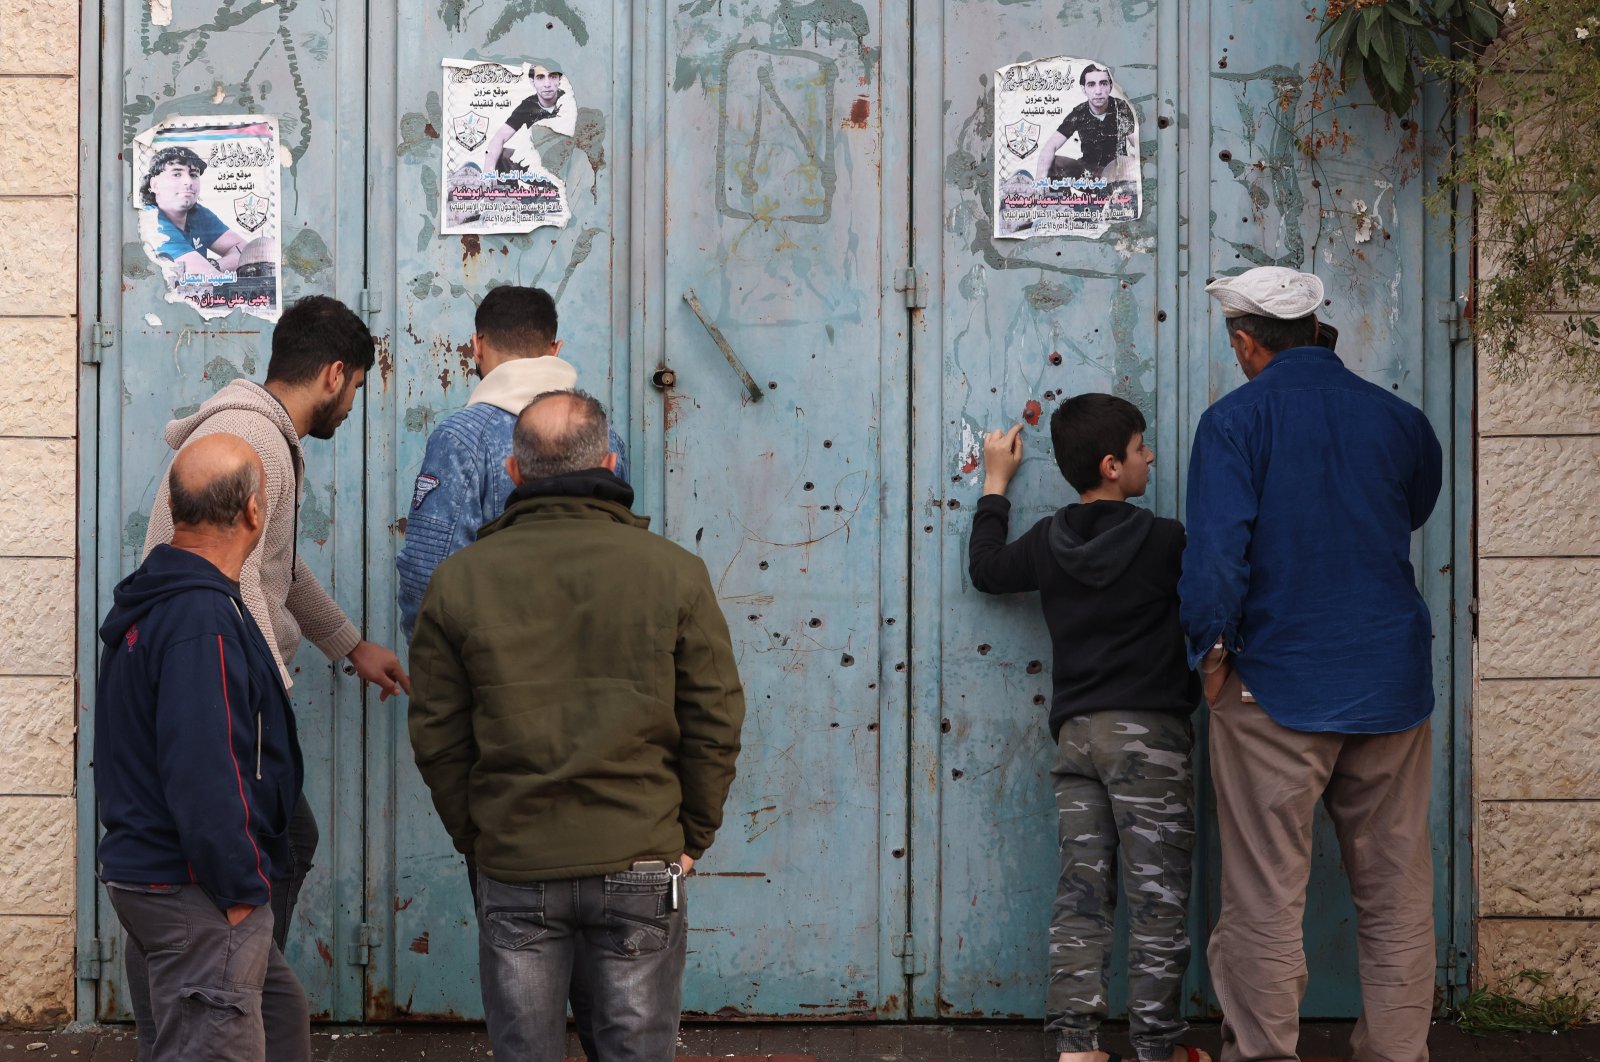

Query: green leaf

[1323,10,1357,54]
[1357,6,1381,56]
[1413,27,1442,61]
[1464,0,1499,44]
[1371,14,1396,67]
[1385,44,1410,99]
[1398,54,1418,109]
[1365,49,1389,102]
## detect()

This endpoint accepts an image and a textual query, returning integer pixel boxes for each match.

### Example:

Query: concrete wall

[0,0,82,1029]
[1477,341,1600,1014]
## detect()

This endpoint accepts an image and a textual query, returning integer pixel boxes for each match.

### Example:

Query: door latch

[682,289,763,402]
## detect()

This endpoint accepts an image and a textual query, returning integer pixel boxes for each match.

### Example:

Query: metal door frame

[906,0,1476,1020]
[74,0,1476,1026]
[75,0,376,1022]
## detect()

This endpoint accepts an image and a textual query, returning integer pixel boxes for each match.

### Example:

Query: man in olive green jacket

[408,389,745,1062]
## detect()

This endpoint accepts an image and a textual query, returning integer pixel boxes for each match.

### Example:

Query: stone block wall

[1477,345,1600,1016]
[0,2,80,1030]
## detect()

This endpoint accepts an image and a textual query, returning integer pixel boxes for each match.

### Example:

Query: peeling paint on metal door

[645,0,913,1019]
[362,0,628,1022]
[82,0,1468,1029]
[87,0,372,1021]
[908,0,1465,1022]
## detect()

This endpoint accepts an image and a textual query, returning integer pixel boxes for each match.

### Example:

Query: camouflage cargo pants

[1048,710,1196,1060]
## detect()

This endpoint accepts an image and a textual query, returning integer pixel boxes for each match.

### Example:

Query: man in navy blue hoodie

[96,435,310,1062]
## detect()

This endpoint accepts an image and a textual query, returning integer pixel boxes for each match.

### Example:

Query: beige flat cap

[1205,266,1324,319]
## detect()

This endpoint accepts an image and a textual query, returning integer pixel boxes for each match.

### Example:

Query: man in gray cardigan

[142,294,410,953]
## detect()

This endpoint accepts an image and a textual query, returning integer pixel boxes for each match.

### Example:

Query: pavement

[3,1021,1600,1060]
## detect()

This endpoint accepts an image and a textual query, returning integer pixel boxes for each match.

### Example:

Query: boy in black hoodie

[970,394,1206,1062]
[95,436,310,1062]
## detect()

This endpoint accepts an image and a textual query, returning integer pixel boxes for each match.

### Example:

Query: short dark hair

[476,285,558,358]
[169,458,260,529]
[139,146,207,207]
[266,295,375,385]
[1080,63,1112,86]
[513,389,611,480]
[1050,392,1147,493]
[1225,313,1319,355]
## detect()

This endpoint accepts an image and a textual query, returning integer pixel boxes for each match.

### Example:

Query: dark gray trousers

[110,884,310,1062]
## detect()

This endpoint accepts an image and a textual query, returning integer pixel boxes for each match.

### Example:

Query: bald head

[169,434,265,531]
[511,390,611,481]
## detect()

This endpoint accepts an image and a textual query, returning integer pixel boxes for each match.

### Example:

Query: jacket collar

[1260,345,1342,374]
[481,469,648,538]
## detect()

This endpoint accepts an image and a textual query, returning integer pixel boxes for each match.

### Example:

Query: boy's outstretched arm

[969,424,1039,595]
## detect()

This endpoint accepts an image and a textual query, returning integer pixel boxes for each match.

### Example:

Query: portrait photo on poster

[992,56,1143,240]
[440,58,575,235]
[131,115,283,322]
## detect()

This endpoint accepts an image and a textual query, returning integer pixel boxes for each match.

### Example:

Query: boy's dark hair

[1225,313,1319,355]
[266,295,375,385]
[1080,63,1112,86]
[1050,393,1147,493]
[476,285,558,358]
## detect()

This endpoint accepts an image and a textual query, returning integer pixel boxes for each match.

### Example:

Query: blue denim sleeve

[1178,409,1257,668]
[396,423,486,643]
[610,427,630,483]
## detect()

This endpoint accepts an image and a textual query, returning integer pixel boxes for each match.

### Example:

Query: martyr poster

[131,115,282,322]
[440,58,575,235]
[992,56,1142,240]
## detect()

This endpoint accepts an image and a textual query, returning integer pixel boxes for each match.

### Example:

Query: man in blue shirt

[396,285,627,642]
[1180,266,1442,1062]
[139,146,246,279]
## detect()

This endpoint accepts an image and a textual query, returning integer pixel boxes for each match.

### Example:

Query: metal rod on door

[682,288,764,402]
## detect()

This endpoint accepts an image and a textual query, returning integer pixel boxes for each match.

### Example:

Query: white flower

[1506,1,1516,17]
[1579,26,1592,39]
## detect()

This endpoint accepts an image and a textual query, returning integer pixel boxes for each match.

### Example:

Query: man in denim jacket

[396,285,627,641]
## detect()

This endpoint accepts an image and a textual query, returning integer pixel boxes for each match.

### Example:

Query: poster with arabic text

[992,57,1142,240]
[132,115,282,322]
[440,58,576,235]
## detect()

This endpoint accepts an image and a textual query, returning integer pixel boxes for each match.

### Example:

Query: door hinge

[349,922,383,966]
[892,932,926,977]
[1436,298,1466,343]
[895,268,923,310]
[358,289,383,317]
[76,937,113,981]
[85,321,114,364]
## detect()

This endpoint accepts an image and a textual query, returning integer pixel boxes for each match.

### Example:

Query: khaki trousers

[1207,673,1435,1062]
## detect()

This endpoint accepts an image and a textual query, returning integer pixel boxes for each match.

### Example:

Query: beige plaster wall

[1478,340,1600,1017]
[0,1,80,1029]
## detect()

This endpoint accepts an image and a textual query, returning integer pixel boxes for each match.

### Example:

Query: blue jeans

[477,868,687,1062]
[468,855,599,1059]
